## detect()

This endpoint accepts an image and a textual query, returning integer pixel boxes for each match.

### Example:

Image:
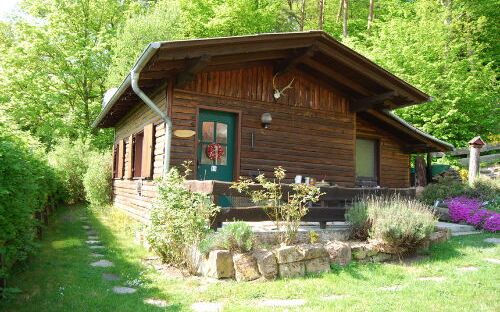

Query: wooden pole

[468,137,485,185]
[0,252,5,298]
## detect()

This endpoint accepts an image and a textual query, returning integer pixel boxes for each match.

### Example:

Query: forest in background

[0,0,498,150]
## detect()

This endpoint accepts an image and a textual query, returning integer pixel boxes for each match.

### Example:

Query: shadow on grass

[84,205,184,312]
[2,204,184,312]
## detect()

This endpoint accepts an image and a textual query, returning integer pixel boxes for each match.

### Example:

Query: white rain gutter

[130,42,172,178]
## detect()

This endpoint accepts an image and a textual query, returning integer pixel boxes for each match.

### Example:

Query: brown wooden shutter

[125,135,133,179]
[117,140,125,178]
[112,145,116,178]
[141,123,154,178]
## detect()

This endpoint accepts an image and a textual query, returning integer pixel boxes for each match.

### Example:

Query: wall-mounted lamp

[261,112,272,129]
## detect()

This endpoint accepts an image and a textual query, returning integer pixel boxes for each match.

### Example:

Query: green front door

[197,109,236,182]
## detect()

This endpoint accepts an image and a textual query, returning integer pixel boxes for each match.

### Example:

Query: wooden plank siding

[111,63,411,221]
[356,117,411,188]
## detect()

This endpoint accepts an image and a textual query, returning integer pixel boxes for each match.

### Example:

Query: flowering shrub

[446,196,499,232]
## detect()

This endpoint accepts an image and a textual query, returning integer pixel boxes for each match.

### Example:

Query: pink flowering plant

[446,196,499,232]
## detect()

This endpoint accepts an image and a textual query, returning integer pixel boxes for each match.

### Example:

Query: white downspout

[130,42,172,178]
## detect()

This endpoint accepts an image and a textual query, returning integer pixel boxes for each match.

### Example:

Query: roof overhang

[93,31,432,129]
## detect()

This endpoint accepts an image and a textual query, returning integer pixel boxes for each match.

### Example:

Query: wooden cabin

[93,31,452,222]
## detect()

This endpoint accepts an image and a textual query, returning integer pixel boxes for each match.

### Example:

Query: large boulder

[278,261,305,278]
[349,242,368,260]
[304,257,331,274]
[233,253,261,282]
[253,250,278,280]
[325,241,351,266]
[203,250,235,279]
[297,244,329,260]
[274,245,304,264]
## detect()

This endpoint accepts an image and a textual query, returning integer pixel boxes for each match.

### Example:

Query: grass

[1,204,499,312]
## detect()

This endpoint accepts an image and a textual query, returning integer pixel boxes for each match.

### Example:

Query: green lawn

[2,204,499,312]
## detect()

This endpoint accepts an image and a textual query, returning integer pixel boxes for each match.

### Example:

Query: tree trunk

[342,0,349,37]
[318,0,325,30]
[336,0,343,22]
[300,0,306,31]
[367,0,375,29]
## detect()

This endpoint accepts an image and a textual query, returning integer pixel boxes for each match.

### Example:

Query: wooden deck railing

[185,180,416,229]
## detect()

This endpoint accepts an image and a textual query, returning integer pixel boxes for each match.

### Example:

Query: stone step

[437,222,477,234]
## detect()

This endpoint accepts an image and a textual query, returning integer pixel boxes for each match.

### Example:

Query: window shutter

[117,140,125,178]
[112,145,116,178]
[141,123,154,178]
[125,135,133,179]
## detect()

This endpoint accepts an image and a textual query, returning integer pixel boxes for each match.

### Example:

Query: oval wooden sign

[174,129,196,138]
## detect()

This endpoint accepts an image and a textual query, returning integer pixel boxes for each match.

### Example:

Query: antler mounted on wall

[272,73,295,100]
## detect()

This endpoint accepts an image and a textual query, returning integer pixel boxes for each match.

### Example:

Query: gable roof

[93,31,452,152]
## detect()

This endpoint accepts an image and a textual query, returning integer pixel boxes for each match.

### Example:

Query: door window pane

[202,122,214,142]
[216,123,228,144]
[356,139,377,179]
[200,143,212,164]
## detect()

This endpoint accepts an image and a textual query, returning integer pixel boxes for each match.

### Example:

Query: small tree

[231,167,322,245]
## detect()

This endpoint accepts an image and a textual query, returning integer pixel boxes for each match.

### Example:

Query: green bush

[83,151,113,207]
[419,176,467,205]
[366,195,437,253]
[48,138,92,203]
[345,201,371,240]
[199,222,254,254]
[0,114,61,280]
[146,163,219,266]
[467,177,499,202]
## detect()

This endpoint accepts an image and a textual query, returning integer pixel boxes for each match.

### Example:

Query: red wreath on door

[206,143,224,161]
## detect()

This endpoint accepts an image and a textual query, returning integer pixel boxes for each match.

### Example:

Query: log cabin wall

[356,117,411,188]
[112,91,166,222]
[173,64,356,186]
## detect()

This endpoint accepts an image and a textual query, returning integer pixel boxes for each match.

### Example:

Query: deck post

[468,136,485,185]
[0,252,5,298]
[426,153,433,183]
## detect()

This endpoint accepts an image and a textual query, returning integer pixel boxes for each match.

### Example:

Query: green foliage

[199,221,254,254]
[146,163,219,265]
[356,195,437,253]
[0,112,61,279]
[345,201,371,240]
[467,177,500,202]
[232,167,322,245]
[83,151,113,207]
[419,177,468,205]
[47,139,92,204]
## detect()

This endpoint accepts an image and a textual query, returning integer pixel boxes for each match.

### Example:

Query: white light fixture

[261,113,272,129]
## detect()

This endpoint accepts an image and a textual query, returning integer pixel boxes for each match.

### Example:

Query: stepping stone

[87,230,98,236]
[484,258,500,265]
[484,237,500,244]
[457,266,479,272]
[91,253,104,257]
[144,298,169,308]
[90,260,114,267]
[102,273,120,281]
[89,245,105,250]
[379,285,403,291]
[417,276,445,282]
[82,225,91,230]
[112,286,136,294]
[257,299,306,307]
[320,294,348,301]
[79,217,88,221]
[452,231,482,237]
[86,240,101,245]
[88,236,99,240]
[191,302,223,312]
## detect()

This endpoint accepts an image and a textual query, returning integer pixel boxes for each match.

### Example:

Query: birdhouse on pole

[468,136,486,185]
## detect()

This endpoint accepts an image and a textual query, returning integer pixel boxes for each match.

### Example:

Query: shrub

[83,151,113,207]
[231,167,322,245]
[146,163,219,266]
[345,201,371,240]
[419,176,467,205]
[0,114,61,280]
[467,177,500,203]
[48,138,92,203]
[446,195,499,232]
[199,222,254,254]
[356,195,437,253]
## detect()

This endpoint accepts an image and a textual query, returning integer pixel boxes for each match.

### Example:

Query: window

[132,131,144,178]
[200,121,228,165]
[356,138,378,185]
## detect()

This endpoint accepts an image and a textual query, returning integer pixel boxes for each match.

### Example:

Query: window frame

[112,144,119,179]
[355,137,380,185]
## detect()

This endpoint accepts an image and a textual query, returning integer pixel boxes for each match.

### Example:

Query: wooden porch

[185,180,416,230]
